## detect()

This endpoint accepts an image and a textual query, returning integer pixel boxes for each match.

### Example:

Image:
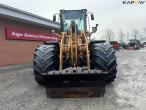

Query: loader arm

[59,20,90,71]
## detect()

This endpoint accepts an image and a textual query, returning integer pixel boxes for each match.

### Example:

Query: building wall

[0,17,52,67]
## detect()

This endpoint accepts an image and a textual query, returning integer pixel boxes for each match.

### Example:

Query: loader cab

[53,9,98,34]
[60,9,87,32]
[53,9,88,32]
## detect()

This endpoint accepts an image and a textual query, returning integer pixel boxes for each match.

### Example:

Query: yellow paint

[134,0,139,4]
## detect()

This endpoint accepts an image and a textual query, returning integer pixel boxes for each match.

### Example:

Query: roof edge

[0,3,59,25]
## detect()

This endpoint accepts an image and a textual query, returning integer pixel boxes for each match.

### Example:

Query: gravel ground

[0,48,146,110]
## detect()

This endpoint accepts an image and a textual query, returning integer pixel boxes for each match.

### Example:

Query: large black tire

[90,43,117,83]
[33,45,58,85]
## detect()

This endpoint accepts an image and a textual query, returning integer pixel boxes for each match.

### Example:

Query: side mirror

[91,14,94,20]
[53,15,56,22]
[96,24,98,28]
[92,27,97,33]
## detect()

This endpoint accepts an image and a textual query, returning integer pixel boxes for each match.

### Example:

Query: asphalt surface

[0,48,146,110]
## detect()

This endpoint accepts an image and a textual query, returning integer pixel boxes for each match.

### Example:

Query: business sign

[5,27,58,42]
[122,0,145,4]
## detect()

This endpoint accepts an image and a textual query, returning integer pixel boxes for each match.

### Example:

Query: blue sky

[0,0,146,40]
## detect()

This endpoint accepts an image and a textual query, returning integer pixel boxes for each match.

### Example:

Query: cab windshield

[62,11,85,32]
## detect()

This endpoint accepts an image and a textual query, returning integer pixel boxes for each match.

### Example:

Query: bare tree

[133,29,139,39]
[105,28,114,42]
[139,34,143,42]
[144,28,146,33]
[119,30,125,44]
[126,32,130,41]
[143,28,146,41]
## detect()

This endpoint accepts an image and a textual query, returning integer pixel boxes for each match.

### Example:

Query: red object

[113,43,120,50]
[5,27,58,42]
[110,41,120,50]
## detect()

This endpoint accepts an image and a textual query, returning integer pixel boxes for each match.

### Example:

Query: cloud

[1,0,146,38]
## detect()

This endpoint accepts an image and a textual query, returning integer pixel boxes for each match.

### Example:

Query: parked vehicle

[127,39,141,50]
[110,41,120,51]
[141,43,144,48]
[143,42,146,47]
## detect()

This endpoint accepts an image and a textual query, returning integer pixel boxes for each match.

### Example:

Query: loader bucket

[42,67,109,98]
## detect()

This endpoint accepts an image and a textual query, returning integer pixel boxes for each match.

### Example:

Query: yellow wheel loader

[33,9,117,97]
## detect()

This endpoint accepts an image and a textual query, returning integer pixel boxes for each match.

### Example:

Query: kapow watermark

[122,0,145,4]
